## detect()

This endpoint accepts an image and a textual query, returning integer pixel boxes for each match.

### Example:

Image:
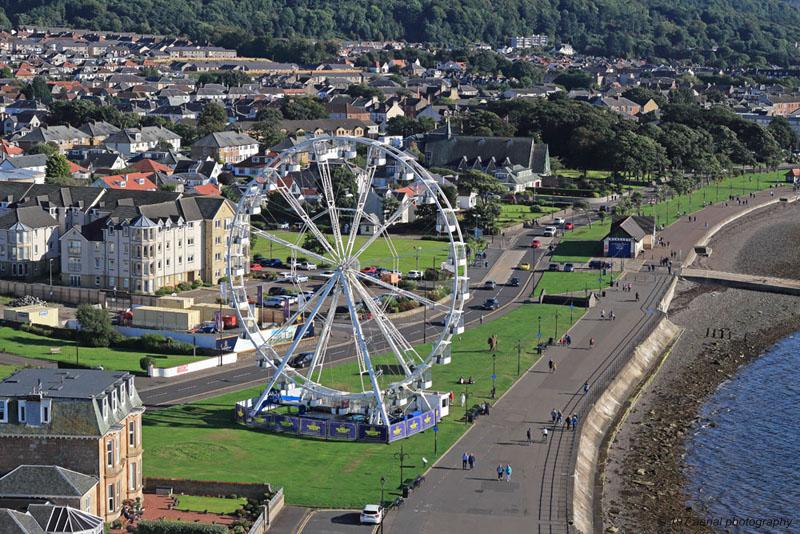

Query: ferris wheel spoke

[345,165,377,257]
[340,271,391,426]
[351,194,417,260]
[261,273,339,348]
[352,270,450,313]
[249,227,332,266]
[273,183,339,261]
[306,281,343,385]
[314,147,345,257]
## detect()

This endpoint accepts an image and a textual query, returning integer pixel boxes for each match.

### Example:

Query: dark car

[264,258,283,267]
[482,298,500,310]
[290,352,314,368]
[508,277,521,287]
[588,260,613,270]
[268,286,288,296]
[548,262,560,271]
[564,263,575,272]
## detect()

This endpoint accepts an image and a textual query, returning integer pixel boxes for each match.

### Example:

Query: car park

[264,297,287,308]
[268,286,288,296]
[519,262,531,270]
[484,280,496,290]
[508,277,520,287]
[265,258,283,267]
[299,261,317,270]
[276,272,293,282]
[360,266,378,274]
[293,274,309,283]
[360,504,384,524]
[406,270,423,280]
[548,263,560,271]
[482,298,500,310]
[564,263,575,272]
[290,352,314,368]
[531,239,541,248]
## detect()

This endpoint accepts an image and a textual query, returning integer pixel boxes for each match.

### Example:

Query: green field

[143,303,584,508]
[174,495,247,514]
[0,364,19,378]
[495,204,559,229]
[642,171,783,228]
[560,220,611,241]
[252,231,455,274]
[0,327,205,375]
[558,169,611,179]
[533,272,613,297]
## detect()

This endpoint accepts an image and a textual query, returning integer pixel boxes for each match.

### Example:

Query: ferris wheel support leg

[341,272,391,427]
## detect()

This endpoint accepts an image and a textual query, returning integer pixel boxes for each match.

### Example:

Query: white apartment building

[0,206,60,278]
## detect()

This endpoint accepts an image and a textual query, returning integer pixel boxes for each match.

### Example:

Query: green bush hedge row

[135,521,228,534]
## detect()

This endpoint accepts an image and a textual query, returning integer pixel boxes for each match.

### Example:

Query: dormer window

[0,399,7,423]
[18,400,26,423]
[128,378,134,399]
[102,396,108,419]
[111,390,118,412]
[41,400,51,424]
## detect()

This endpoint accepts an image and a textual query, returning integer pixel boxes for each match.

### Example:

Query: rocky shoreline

[599,203,800,534]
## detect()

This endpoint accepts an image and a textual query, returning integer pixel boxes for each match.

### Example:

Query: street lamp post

[464,384,470,425]
[491,353,496,396]
[380,476,386,507]
[516,339,521,376]
[394,444,410,492]
[554,311,559,343]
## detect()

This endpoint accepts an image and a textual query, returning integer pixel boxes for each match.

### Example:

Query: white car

[319,270,337,278]
[278,222,290,229]
[293,274,309,283]
[406,270,423,280]
[276,272,294,282]
[554,217,566,225]
[299,261,317,270]
[360,504,384,524]
[544,226,557,237]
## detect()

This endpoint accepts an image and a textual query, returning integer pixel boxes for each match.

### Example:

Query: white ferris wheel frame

[226,136,468,426]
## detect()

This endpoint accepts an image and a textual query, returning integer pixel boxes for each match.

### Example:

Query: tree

[29,142,58,157]
[346,84,385,101]
[76,303,116,347]
[573,200,593,228]
[622,87,666,108]
[45,154,71,179]
[381,195,400,219]
[197,101,228,136]
[139,65,159,77]
[0,66,12,78]
[768,116,798,151]
[252,107,286,147]
[457,170,506,230]
[218,71,251,87]
[281,98,328,120]
[302,232,328,256]
[459,110,516,137]
[386,116,435,137]
[553,70,594,91]
[23,77,51,99]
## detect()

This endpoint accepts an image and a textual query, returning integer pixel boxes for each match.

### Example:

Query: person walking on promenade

[635,292,640,302]
[468,453,475,470]
[552,362,557,373]
[551,408,557,423]
[557,410,563,424]
[572,414,578,431]
[505,464,512,482]
[589,338,595,349]
[527,428,532,445]
[548,359,553,372]
[462,452,468,470]
[497,465,504,481]
[600,309,605,320]
[542,427,548,441]
[565,417,571,431]
[584,382,589,394]
[566,334,572,346]
[460,392,466,407]
[610,310,615,321]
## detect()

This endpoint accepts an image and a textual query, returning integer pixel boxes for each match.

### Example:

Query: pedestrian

[566,334,572,346]
[480,314,483,325]
[589,338,595,349]
[552,362,557,373]
[572,414,578,431]
[542,427,548,441]
[610,310,615,321]
[548,359,553,372]
[565,417,571,431]
[449,391,454,404]
[497,464,504,481]
[485,260,488,268]
[468,453,475,470]
[462,452,468,470]
[557,410,563,424]
[635,292,640,302]
[527,428,532,444]
[551,408,557,423]
[505,464,512,482]
[460,392,466,407]
[583,382,589,394]
[705,222,708,230]
[600,309,605,320]
[627,283,632,292]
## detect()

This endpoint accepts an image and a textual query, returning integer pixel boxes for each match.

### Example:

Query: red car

[564,222,574,230]
[250,263,262,271]
[531,240,541,248]
[360,266,378,274]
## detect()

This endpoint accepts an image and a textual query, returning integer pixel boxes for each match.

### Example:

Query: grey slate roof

[0,466,98,498]
[607,215,654,241]
[3,155,48,170]
[0,206,59,230]
[421,133,537,170]
[191,131,258,148]
[0,509,45,534]
[78,120,120,138]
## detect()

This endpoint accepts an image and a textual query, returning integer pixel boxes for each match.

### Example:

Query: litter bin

[602,290,606,297]
[402,485,410,498]
[484,402,490,415]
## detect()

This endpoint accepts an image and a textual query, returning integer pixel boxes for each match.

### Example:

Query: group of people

[457,376,475,385]
[462,452,476,470]
[497,463,513,482]
[599,309,615,321]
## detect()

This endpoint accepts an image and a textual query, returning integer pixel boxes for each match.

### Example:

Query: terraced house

[190,131,260,164]
[0,206,59,278]
[0,369,145,522]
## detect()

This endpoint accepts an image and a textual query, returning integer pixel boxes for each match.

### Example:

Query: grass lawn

[557,169,611,179]
[495,204,559,229]
[0,364,19,378]
[252,231,453,274]
[143,303,584,508]
[533,272,613,297]
[551,241,603,263]
[560,220,611,241]
[174,495,247,514]
[0,327,205,375]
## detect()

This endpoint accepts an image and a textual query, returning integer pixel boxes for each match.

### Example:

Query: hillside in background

[2,0,800,65]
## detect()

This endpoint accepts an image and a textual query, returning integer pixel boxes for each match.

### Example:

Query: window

[123,244,128,254]
[18,401,26,423]
[109,259,115,269]
[0,399,6,422]
[129,420,135,447]
[188,255,194,263]
[215,236,222,245]
[95,276,100,286]
[106,439,113,467]
[214,253,221,261]
[128,378,134,399]
[107,483,114,512]
[68,258,80,272]
[123,279,129,289]
[120,382,126,400]
[123,261,129,271]
[115,434,120,464]
[109,276,115,287]
[94,258,100,269]
[157,244,162,252]
[129,462,136,490]
[188,238,194,245]
[178,256,182,264]
[116,481,120,510]
[102,397,108,419]
[138,458,142,486]
[41,401,50,423]
[166,241,170,250]
[112,390,118,411]
[215,220,221,229]
[85,495,91,513]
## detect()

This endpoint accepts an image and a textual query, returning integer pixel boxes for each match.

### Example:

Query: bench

[155,485,173,495]
[49,347,61,354]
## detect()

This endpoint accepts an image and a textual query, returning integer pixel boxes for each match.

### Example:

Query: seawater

[685,334,800,534]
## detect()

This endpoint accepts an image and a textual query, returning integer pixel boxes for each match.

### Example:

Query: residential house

[0,368,145,522]
[190,131,259,164]
[79,152,127,174]
[77,121,120,146]
[15,126,89,153]
[278,118,378,137]
[194,196,243,283]
[0,466,98,516]
[92,173,157,192]
[0,206,59,277]
[103,126,180,156]
[591,96,641,116]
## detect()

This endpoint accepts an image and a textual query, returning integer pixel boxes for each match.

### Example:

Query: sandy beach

[600,201,800,533]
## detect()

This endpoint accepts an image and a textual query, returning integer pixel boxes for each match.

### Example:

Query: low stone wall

[143,478,273,500]
[571,317,682,534]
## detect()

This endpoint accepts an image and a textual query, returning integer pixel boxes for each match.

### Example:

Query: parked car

[265,258,283,267]
[319,270,337,278]
[482,298,500,310]
[299,261,317,270]
[508,277,521,287]
[265,297,287,308]
[548,262,560,271]
[249,263,262,271]
[268,286,288,296]
[197,321,217,333]
[360,504,384,525]
[519,262,531,271]
[278,222,290,229]
[554,217,566,225]
[276,272,294,282]
[564,222,574,230]
[360,266,378,274]
[530,239,541,248]
[290,352,314,368]
[484,280,496,290]
[257,258,272,267]
[406,270,423,280]
[544,226,557,237]
[588,260,613,270]
[292,274,309,283]
[564,263,575,272]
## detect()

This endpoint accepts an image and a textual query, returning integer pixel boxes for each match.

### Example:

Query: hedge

[135,520,229,534]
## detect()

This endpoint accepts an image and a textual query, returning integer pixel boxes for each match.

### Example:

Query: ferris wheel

[227,136,470,427]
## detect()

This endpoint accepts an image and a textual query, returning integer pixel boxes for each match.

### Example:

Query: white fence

[148,352,238,378]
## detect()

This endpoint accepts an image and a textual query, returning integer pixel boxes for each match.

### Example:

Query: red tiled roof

[191,183,221,195]
[68,161,89,173]
[0,139,23,156]
[96,172,157,190]
[130,159,173,174]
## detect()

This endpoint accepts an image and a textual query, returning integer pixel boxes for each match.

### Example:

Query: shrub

[191,279,202,289]
[140,357,154,371]
[177,282,192,291]
[217,277,229,284]
[398,280,417,291]
[397,301,418,312]
[135,520,228,534]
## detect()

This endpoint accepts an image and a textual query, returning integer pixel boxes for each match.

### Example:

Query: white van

[544,226,557,237]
